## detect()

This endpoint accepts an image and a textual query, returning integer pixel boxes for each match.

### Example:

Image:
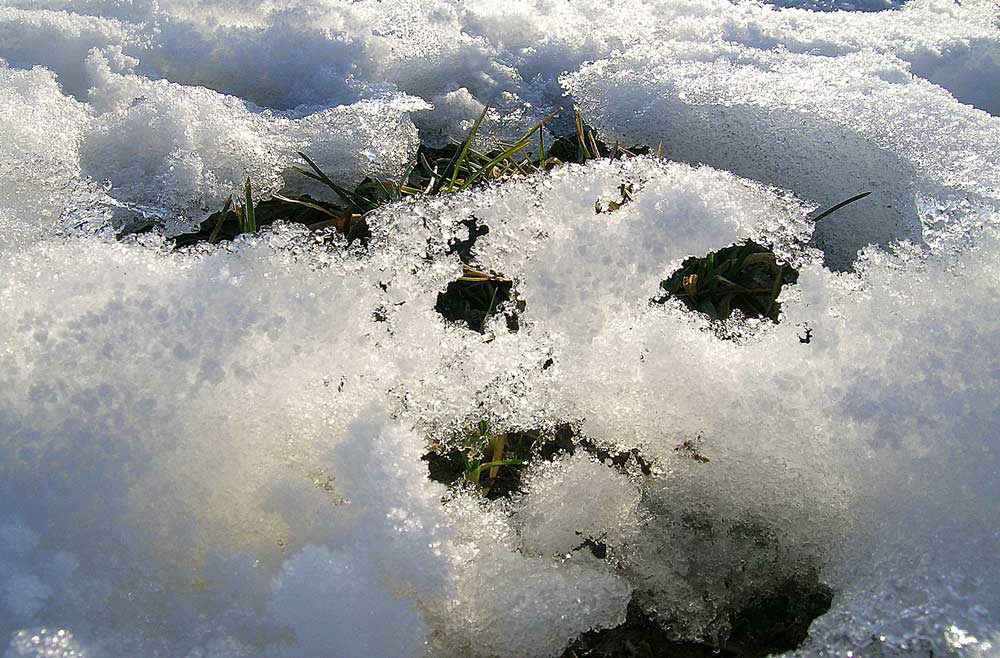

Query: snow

[0,0,998,657]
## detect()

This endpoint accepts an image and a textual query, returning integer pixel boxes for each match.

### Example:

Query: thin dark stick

[812,191,872,222]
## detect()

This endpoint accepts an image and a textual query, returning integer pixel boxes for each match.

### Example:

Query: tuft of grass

[657,241,799,323]
[173,183,365,249]
[453,419,527,499]
[173,107,659,249]
[234,177,256,234]
[287,105,652,225]
[546,107,654,166]
[289,105,558,211]
[405,106,561,195]
[423,421,652,500]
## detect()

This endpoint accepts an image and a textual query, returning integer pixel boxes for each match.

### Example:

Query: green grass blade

[297,152,337,188]
[208,195,233,244]
[419,152,440,180]
[480,459,524,469]
[296,152,376,210]
[398,162,415,191]
[431,145,465,195]
[460,138,532,190]
[373,179,398,203]
[244,178,256,233]
[272,193,342,221]
[447,104,490,193]
[469,146,495,165]
[504,107,558,165]
[509,157,529,176]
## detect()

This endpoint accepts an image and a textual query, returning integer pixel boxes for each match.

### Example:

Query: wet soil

[563,574,833,658]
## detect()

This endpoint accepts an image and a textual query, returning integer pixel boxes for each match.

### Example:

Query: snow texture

[0,0,998,657]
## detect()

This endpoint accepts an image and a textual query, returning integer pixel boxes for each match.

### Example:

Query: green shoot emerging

[174,108,658,249]
[424,419,531,499]
[657,241,799,323]
[237,177,256,234]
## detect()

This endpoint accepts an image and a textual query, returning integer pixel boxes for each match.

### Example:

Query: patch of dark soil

[575,535,608,560]
[563,600,730,658]
[447,216,490,264]
[527,423,653,475]
[423,449,467,486]
[563,573,833,658]
[675,438,710,464]
[727,573,833,655]
[172,194,369,248]
[798,324,813,344]
[535,423,577,461]
[434,267,520,334]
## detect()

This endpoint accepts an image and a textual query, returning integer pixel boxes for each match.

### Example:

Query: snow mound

[0,0,998,657]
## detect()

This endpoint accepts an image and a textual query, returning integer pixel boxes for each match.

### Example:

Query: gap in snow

[1,2,999,658]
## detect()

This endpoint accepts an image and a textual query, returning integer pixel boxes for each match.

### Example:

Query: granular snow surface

[0,1,998,657]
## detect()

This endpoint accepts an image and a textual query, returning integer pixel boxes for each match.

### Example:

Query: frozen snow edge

[0,1,998,657]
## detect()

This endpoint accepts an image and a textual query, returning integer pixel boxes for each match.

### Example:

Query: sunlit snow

[0,1,998,657]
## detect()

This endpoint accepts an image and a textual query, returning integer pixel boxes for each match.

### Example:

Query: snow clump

[0,0,998,657]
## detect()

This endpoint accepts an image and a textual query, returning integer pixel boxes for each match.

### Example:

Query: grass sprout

[234,177,256,234]
[293,152,383,213]
[424,419,533,500]
[176,107,658,249]
[404,106,561,196]
[657,241,799,323]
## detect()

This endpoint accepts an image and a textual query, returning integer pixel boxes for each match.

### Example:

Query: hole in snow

[654,240,800,325]
[434,266,522,334]
[424,423,652,499]
[563,572,833,658]
[623,501,836,656]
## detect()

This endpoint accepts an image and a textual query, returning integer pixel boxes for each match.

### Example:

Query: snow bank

[0,0,998,657]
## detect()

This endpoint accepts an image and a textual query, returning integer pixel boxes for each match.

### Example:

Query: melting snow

[0,0,998,657]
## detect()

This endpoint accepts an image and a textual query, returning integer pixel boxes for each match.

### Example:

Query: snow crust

[0,0,998,657]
